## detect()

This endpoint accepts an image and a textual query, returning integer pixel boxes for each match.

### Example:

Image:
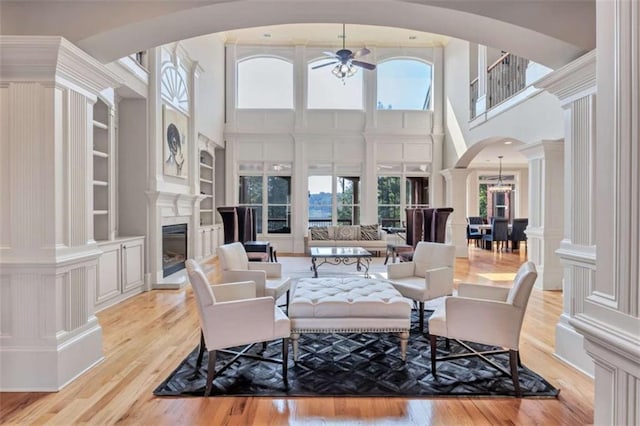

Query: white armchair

[428,261,538,397]
[185,259,291,396]
[217,242,291,308]
[387,242,456,332]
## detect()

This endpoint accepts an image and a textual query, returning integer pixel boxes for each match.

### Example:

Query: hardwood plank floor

[0,247,594,425]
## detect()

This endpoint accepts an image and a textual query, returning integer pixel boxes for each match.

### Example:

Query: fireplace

[162,224,187,277]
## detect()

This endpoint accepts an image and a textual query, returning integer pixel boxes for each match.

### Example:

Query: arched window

[307,60,363,110]
[377,59,433,110]
[237,57,293,108]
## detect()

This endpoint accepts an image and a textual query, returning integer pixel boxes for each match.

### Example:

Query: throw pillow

[334,225,360,240]
[309,227,329,240]
[360,224,380,240]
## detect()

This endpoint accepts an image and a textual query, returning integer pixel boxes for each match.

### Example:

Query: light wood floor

[0,247,594,425]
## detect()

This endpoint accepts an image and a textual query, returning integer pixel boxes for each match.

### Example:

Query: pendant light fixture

[488,156,512,192]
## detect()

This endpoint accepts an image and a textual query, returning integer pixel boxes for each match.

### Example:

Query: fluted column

[536,51,596,375]
[440,168,470,257]
[572,1,640,424]
[0,36,121,390]
[519,140,564,290]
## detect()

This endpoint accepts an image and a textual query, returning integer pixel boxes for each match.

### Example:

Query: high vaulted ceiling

[224,23,450,48]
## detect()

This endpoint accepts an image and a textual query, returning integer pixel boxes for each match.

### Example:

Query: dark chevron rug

[154,311,559,398]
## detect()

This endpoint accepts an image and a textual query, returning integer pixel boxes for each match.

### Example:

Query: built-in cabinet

[92,93,146,309]
[96,237,145,311]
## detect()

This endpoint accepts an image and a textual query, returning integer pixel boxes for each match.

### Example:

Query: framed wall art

[163,105,189,178]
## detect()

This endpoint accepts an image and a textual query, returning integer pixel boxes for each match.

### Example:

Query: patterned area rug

[154,310,559,398]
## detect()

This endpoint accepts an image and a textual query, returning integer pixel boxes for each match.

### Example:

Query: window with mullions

[237,57,293,109]
[377,176,401,227]
[337,177,361,226]
[308,175,333,226]
[239,163,292,234]
[377,59,433,110]
[308,173,361,226]
[238,176,263,233]
[378,164,431,227]
[406,176,430,208]
[267,176,291,234]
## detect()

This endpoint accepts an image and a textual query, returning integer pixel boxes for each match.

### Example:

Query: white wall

[180,34,226,145]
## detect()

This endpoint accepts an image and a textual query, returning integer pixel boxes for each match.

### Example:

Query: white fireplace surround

[146,190,203,289]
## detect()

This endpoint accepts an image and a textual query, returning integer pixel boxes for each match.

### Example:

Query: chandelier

[488,156,512,193]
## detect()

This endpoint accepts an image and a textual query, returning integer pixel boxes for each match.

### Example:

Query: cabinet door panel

[97,245,121,303]
[123,239,144,291]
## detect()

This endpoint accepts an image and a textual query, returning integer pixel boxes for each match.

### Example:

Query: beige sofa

[304,224,388,255]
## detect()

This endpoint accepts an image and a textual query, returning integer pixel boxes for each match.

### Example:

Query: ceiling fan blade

[312,61,338,69]
[351,48,371,59]
[351,60,376,70]
[322,51,338,58]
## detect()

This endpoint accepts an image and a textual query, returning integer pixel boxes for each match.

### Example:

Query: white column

[0,36,121,390]
[430,134,445,206]
[519,140,564,290]
[536,51,596,376]
[573,1,640,424]
[362,136,378,225]
[440,168,470,258]
[475,45,488,115]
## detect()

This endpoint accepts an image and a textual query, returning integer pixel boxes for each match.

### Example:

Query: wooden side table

[244,241,276,262]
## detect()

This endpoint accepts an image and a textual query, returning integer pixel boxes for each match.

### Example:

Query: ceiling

[468,141,528,168]
[223,24,451,48]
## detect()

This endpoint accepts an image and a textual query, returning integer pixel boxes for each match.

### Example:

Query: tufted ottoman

[288,277,412,361]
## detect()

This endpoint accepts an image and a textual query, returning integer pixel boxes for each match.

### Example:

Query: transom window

[377,59,433,110]
[307,60,363,110]
[237,57,294,109]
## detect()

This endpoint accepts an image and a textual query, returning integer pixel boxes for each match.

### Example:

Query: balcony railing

[470,77,479,119]
[470,53,529,118]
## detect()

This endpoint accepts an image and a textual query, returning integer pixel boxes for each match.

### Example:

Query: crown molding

[0,36,123,98]
[535,50,596,105]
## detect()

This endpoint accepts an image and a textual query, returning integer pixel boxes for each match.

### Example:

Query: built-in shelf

[199,150,214,227]
[93,97,112,241]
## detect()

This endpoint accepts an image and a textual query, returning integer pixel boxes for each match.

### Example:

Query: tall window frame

[236,56,294,109]
[238,162,293,235]
[376,58,434,111]
[377,163,431,227]
[308,163,362,227]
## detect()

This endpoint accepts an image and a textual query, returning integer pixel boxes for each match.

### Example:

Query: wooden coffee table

[309,247,372,278]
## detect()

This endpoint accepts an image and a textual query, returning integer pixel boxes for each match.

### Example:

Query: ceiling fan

[312,24,376,80]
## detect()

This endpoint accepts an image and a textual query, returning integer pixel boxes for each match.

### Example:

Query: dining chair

[482,217,509,251]
[510,218,528,253]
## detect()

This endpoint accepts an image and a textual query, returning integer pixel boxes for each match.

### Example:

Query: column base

[0,320,103,391]
[555,314,594,377]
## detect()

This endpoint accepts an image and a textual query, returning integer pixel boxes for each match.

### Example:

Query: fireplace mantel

[146,190,203,289]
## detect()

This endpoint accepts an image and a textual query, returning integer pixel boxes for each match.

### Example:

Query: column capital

[535,50,596,107]
[518,139,564,160]
[0,36,121,98]
[440,167,470,182]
